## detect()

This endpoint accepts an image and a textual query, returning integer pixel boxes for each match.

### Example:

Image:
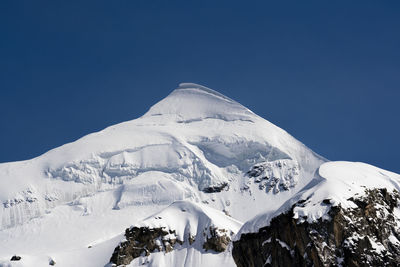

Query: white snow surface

[0,82,327,266]
[127,247,235,267]
[237,161,400,237]
[135,200,242,241]
[124,201,242,267]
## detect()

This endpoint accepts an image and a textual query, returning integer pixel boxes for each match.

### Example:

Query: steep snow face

[0,83,326,266]
[143,83,254,122]
[0,83,325,231]
[237,161,400,237]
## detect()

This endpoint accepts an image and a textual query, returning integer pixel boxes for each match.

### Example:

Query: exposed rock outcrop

[10,255,21,261]
[203,226,231,252]
[110,226,183,266]
[110,225,233,266]
[233,188,400,267]
[109,201,242,266]
[202,182,229,193]
[246,159,300,194]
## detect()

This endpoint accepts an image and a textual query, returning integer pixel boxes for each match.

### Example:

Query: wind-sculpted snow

[113,173,196,209]
[0,83,326,266]
[143,83,254,123]
[47,143,226,190]
[193,138,291,171]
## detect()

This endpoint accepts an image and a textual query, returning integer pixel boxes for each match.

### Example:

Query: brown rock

[233,188,400,267]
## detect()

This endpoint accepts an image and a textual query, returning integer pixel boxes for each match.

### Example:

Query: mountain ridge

[1,83,396,267]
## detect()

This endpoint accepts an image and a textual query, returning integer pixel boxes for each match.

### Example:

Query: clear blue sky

[1,1,399,173]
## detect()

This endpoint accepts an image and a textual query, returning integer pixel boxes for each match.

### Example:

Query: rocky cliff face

[110,226,183,266]
[246,159,300,194]
[233,188,400,267]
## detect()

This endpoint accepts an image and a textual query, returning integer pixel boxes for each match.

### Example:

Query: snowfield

[0,83,397,267]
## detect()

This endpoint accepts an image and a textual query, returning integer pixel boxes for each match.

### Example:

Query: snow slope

[115,201,242,267]
[135,200,243,242]
[237,161,400,237]
[0,83,325,228]
[0,83,326,266]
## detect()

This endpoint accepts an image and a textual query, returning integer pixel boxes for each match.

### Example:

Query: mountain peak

[0,81,329,266]
[175,82,237,103]
[143,83,253,121]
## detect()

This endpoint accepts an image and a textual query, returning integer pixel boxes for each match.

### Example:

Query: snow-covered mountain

[0,83,324,229]
[0,83,398,267]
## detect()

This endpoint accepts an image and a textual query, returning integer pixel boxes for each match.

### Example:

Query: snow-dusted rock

[110,201,242,266]
[233,162,400,267]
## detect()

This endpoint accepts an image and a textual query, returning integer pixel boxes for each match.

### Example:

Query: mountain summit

[0,83,324,228]
[0,83,398,267]
[144,83,253,121]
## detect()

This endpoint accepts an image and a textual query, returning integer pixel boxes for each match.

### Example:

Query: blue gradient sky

[1,1,399,173]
